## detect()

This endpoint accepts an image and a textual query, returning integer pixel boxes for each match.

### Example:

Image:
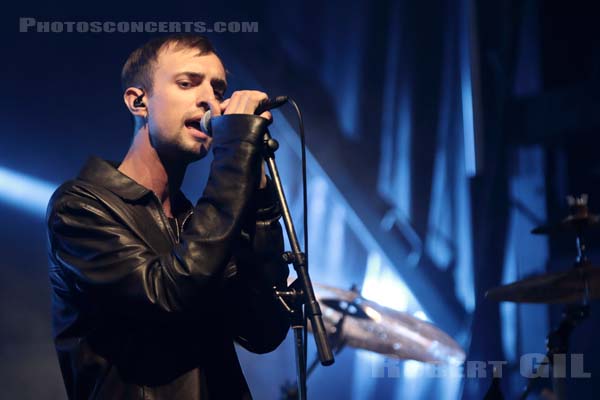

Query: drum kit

[279,195,598,399]
[484,194,599,399]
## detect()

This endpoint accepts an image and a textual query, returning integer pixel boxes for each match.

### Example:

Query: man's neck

[118,128,185,218]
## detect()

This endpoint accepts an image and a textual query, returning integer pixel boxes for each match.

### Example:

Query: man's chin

[186,134,211,154]
[184,142,210,162]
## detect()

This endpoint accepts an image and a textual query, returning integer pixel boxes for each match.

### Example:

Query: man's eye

[177,81,192,89]
[215,92,225,101]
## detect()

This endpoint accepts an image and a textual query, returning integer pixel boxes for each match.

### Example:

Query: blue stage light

[0,167,58,217]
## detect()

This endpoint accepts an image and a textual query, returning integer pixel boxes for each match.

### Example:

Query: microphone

[200,96,288,134]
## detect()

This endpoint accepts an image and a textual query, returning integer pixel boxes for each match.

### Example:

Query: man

[46,34,290,399]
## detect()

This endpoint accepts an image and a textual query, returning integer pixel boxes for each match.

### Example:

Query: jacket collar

[78,157,193,219]
[78,156,150,201]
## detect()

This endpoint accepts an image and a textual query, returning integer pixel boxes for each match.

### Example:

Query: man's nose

[196,86,218,112]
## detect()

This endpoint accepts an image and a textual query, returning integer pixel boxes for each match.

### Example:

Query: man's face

[145,45,226,162]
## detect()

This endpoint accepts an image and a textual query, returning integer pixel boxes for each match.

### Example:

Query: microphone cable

[287,97,310,375]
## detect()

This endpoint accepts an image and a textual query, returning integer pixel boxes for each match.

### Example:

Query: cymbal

[532,194,600,234]
[485,265,600,303]
[531,214,600,235]
[310,283,466,365]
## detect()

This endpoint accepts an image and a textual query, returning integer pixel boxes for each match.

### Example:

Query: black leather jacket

[46,115,290,399]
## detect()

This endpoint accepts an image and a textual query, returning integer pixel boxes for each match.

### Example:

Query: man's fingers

[223,90,269,115]
[259,111,272,122]
[206,99,222,117]
[219,98,231,114]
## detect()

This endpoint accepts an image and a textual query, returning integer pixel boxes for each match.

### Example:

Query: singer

[45,34,290,399]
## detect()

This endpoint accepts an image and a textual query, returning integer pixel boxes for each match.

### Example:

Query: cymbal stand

[519,217,591,400]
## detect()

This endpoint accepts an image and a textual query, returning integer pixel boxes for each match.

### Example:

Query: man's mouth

[184,118,210,137]
[185,119,202,131]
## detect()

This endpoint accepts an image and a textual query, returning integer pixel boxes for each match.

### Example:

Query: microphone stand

[262,130,335,400]
[281,286,358,399]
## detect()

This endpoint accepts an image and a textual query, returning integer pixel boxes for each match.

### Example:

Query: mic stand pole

[281,288,355,400]
[262,130,335,400]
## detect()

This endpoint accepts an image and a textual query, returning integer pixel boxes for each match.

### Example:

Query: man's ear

[124,87,147,117]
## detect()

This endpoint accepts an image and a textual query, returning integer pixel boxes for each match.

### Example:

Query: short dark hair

[121,34,218,94]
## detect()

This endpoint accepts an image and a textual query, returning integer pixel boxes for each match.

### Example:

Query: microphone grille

[200,110,212,134]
